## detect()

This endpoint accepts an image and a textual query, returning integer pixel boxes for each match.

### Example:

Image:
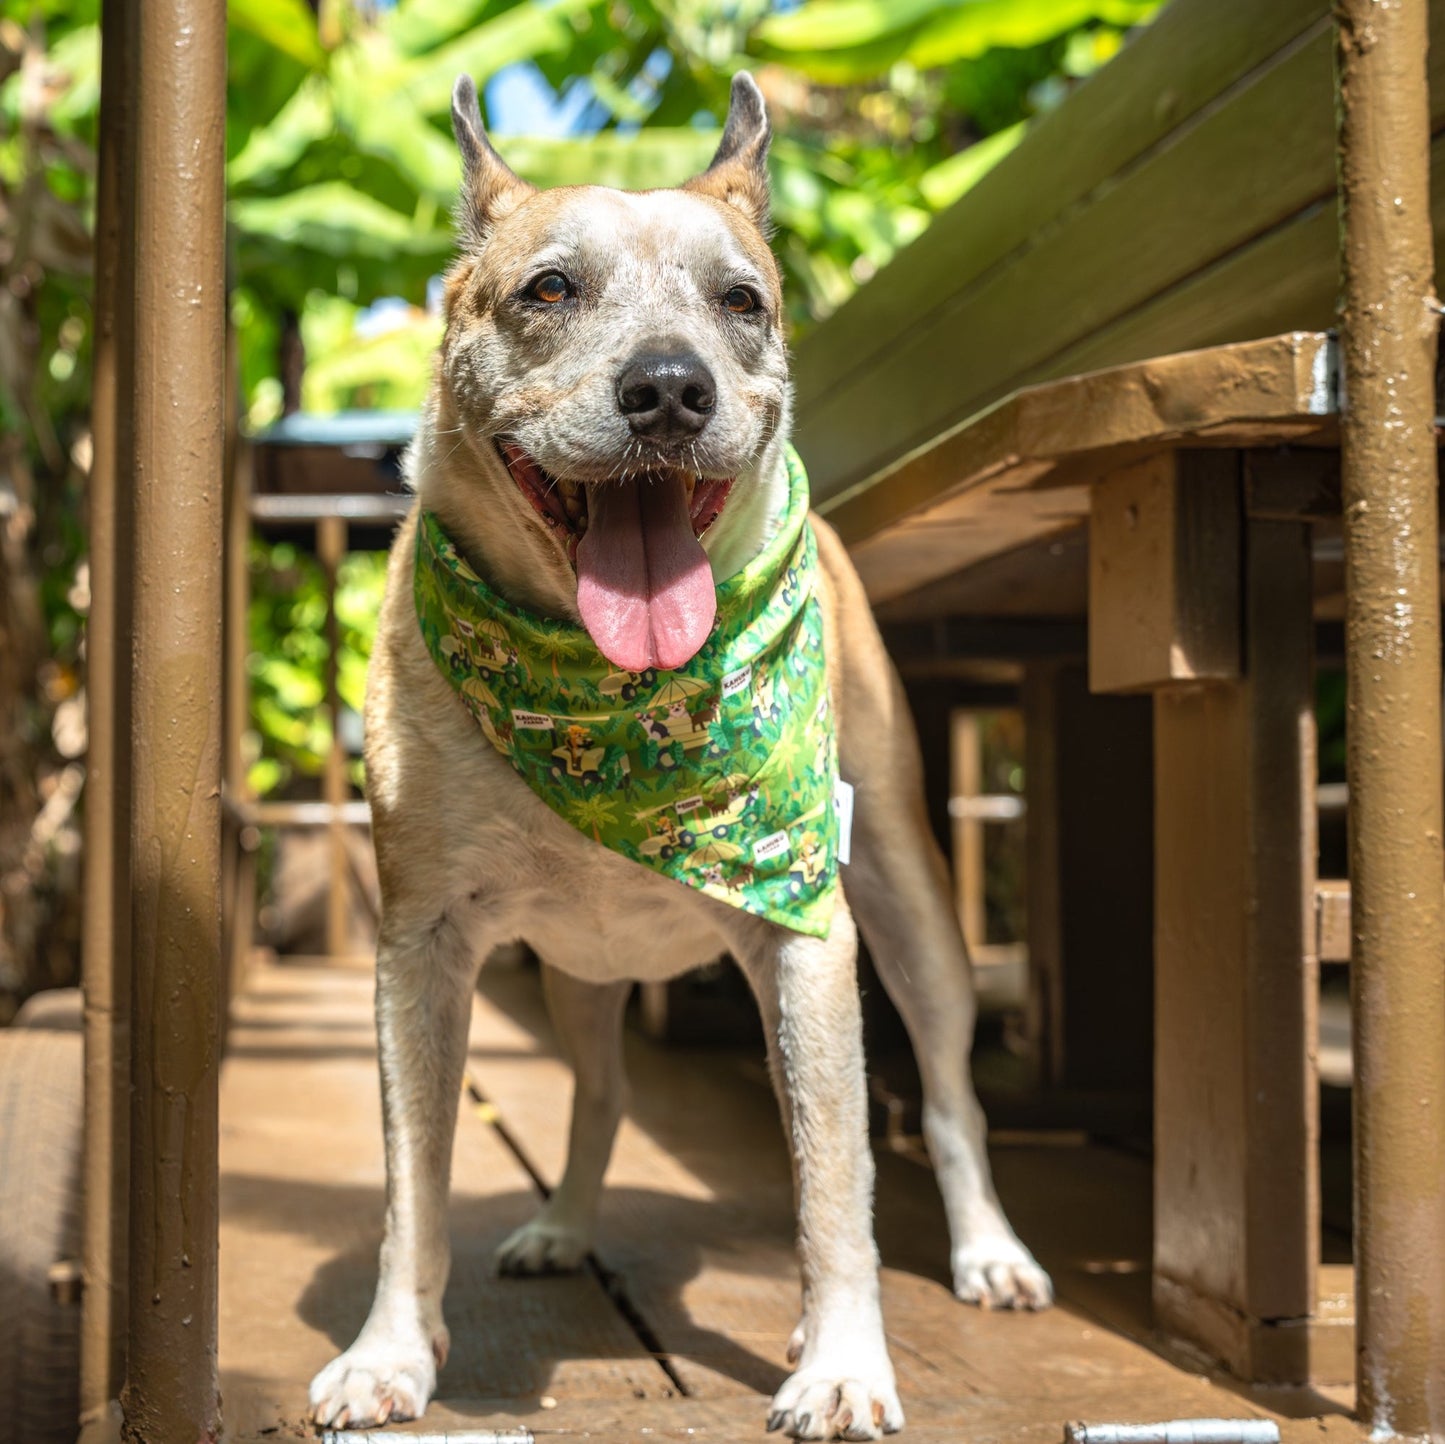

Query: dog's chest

[459,786,735,983]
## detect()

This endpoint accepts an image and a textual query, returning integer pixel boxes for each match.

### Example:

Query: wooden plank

[465,963,1359,1416]
[873,529,1090,624]
[1031,124,1445,399]
[1317,879,1352,964]
[218,959,666,1440]
[798,17,1374,501]
[1023,667,1067,1085]
[1152,520,1320,1382]
[793,0,1334,416]
[950,711,988,950]
[1089,451,1242,693]
[823,332,1331,608]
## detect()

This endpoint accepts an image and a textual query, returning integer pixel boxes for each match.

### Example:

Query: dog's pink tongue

[576,474,716,671]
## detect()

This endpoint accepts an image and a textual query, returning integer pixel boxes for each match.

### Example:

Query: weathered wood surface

[1149,521,1323,1382]
[219,955,1360,1440]
[1088,451,1242,693]
[218,958,666,1441]
[822,331,1333,608]
[794,0,1445,535]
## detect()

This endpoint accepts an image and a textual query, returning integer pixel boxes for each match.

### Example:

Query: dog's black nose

[616,352,716,438]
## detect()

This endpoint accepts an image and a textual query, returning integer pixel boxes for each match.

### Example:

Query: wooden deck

[218,954,1361,1443]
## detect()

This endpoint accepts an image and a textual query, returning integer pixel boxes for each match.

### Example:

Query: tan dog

[309,73,1050,1441]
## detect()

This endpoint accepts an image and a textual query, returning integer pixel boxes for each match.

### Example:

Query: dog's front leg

[495,964,630,1275]
[736,905,904,1441]
[309,910,484,1428]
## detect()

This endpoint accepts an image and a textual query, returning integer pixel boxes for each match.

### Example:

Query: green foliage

[245,540,387,796]
[7,0,1167,800]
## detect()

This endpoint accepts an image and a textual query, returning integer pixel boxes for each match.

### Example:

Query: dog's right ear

[451,74,534,248]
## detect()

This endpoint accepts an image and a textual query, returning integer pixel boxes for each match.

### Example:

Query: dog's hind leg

[494,964,630,1275]
[816,519,1052,1312]
[309,904,487,1428]
[734,905,904,1441]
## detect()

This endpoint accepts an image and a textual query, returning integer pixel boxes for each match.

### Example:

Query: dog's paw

[952,1234,1053,1310]
[766,1365,904,1440]
[308,1328,442,1429]
[495,1217,591,1276]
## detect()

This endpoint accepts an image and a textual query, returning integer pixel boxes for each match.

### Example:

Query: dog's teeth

[561,487,586,523]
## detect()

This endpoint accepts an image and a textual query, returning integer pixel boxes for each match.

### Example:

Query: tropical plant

[0,0,1163,999]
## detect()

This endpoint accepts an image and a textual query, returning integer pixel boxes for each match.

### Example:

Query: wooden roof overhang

[814,331,1339,618]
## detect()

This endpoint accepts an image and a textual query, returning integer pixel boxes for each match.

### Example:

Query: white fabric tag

[834,778,854,866]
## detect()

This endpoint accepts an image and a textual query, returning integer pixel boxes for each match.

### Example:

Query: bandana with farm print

[413,446,840,938]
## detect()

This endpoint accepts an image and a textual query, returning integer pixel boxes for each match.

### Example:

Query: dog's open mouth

[499,441,734,673]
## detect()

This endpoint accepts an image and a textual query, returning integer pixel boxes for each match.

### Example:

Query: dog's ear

[684,72,772,234]
[451,73,534,248]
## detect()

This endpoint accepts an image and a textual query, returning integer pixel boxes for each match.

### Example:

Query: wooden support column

[81,0,136,1416]
[318,514,350,958]
[223,434,257,1002]
[1023,663,1153,1097]
[1151,519,1320,1381]
[120,0,226,1437]
[1091,451,1327,1383]
[1337,0,1445,1432]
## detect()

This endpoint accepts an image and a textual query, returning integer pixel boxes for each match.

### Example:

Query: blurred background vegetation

[0,0,1163,996]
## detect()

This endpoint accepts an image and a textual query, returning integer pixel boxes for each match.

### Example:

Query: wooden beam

[1152,519,1319,1383]
[794,0,1336,432]
[1023,664,1154,1094]
[1316,880,1351,964]
[1089,452,1242,694]
[827,332,1334,609]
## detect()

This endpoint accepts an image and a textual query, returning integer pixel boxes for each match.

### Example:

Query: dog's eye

[529,272,571,304]
[723,286,758,315]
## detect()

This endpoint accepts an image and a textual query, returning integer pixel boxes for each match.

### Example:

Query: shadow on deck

[218,955,1359,1442]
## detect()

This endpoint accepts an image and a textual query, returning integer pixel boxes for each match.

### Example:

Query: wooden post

[119,0,226,1437]
[1149,518,1321,1381]
[1024,663,1153,1097]
[1336,0,1445,1431]
[1022,667,1065,1085]
[949,711,986,950]
[318,514,350,958]
[81,0,136,1416]
[1089,450,1240,694]
[223,434,256,1000]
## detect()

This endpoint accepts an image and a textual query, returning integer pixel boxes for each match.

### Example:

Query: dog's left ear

[684,72,772,234]
[452,73,534,248]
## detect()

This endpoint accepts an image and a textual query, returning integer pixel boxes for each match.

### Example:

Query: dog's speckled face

[436,73,790,672]
[444,184,787,490]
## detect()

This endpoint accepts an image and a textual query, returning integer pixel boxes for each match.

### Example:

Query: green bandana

[413,447,840,938]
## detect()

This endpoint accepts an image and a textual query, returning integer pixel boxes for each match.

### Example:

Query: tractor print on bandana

[599,668,660,702]
[549,720,631,790]
[441,615,528,686]
[413,446,842,939]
